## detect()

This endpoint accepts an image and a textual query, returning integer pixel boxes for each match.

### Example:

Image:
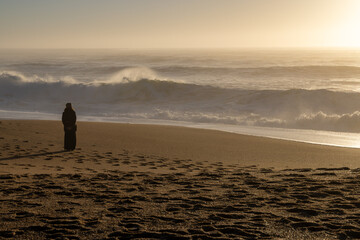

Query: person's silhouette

[62,103,77,151]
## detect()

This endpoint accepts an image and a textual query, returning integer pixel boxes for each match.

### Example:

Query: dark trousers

[64,130,76,150]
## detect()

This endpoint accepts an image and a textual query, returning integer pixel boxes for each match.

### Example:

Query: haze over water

[2,49,360,147]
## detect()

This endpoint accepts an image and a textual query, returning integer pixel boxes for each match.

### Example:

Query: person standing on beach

[62,103,77,151]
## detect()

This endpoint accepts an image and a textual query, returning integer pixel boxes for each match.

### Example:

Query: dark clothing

[64,129,76,151]
[62,108,76,129]
[62,108,77,150]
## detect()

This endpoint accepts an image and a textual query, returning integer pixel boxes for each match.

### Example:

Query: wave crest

[3,70,360,133]
[92,67,161,85]
[0,71,78,85]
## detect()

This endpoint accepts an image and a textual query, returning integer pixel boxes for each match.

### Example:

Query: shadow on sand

[0,150,66,161]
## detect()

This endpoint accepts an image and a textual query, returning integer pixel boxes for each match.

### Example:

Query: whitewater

[2,48,360,147]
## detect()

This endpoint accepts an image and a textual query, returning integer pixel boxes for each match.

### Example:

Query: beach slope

[1,120,360,239]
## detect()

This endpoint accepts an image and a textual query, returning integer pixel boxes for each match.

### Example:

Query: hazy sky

[1,0,360,48]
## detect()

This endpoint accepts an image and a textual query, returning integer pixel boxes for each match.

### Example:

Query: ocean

[1,48,360,147]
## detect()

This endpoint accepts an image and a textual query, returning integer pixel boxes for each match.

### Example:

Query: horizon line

[1,46,360,51]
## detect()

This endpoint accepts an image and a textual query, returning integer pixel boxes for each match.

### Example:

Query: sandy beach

[1,120,360,239]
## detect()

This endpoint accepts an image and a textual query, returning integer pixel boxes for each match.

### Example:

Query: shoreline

[2,111,360,149]
[2,119,360,170]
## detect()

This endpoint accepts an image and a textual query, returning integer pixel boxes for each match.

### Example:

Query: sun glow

[331,1,360,47]
[2,0,360,49]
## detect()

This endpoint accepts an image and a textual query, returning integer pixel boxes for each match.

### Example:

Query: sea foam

[2,69,360,133]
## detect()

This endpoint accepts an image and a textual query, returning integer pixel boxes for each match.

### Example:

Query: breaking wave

[2,70,360,133]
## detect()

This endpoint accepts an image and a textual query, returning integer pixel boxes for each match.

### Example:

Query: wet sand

[1,120,360,239]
